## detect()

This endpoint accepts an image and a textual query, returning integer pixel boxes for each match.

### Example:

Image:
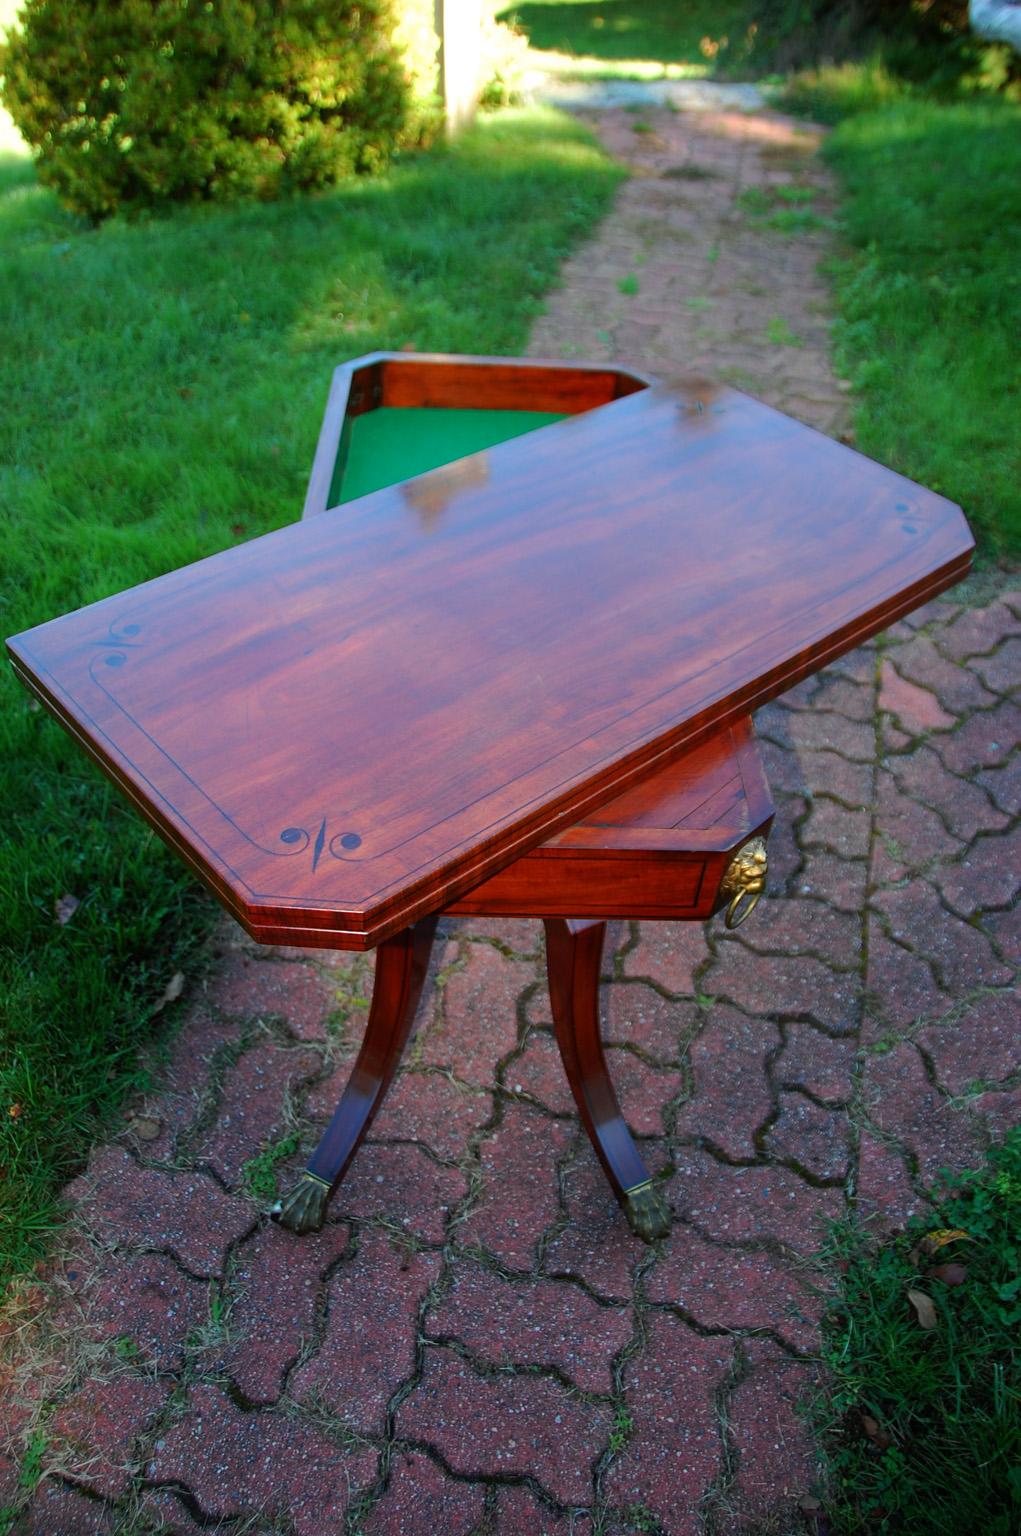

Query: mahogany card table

[7,353,973,1241]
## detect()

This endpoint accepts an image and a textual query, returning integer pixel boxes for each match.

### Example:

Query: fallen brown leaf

[861,1414,893,1449]
[928,1262,968,1287]
[907,1288,938,1329]
[153,971,185,1013]
[127,1115,162,1142]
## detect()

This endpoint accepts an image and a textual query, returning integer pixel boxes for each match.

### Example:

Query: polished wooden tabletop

[7,377,972,948]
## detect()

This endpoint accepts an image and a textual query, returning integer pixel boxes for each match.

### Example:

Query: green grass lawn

[788,74,1021,560]
[818,1130,1021,1533]
[0,106,624,1297]
[498,0,749,77]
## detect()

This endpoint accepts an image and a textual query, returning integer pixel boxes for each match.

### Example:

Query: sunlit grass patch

[824,95,1021,557]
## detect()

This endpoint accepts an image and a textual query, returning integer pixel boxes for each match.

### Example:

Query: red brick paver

[2,97,1018,1536]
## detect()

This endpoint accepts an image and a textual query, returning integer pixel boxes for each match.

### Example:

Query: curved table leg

[272,916,438,1234]
[544,917,671,1242]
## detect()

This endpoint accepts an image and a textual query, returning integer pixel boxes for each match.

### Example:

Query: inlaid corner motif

[92,618,143,668]
[279,820,363,870]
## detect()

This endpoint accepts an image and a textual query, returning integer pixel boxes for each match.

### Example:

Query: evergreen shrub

[0,0,413,218]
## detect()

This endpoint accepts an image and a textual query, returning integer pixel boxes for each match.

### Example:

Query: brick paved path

[2,102,1019,1536]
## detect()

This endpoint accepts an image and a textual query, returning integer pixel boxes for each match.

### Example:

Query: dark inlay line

[311,817,327,871]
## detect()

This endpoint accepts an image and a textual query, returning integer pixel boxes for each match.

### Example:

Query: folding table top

[7,374,972,949]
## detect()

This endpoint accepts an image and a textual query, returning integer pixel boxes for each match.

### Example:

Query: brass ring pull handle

[725,885,762,929]
[720,836,768,930]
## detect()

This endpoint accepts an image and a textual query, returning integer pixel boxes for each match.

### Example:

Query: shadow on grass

[500,0,745,66]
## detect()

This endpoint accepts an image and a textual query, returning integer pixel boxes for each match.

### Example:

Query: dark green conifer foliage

[1,0,412,218]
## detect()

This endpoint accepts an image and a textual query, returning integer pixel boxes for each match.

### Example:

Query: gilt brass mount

[720,836,768,929]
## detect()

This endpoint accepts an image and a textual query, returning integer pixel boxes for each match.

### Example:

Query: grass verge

[817,1128,1021,1532]
[0,106,624,1297]
[779,70,1021,560]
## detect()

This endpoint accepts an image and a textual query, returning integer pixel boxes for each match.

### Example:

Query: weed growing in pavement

[241,1131,303,1203]
[765,316,803,347]
[739,181,829,234]
[608,1404,634,1453]
[764,206,827,233]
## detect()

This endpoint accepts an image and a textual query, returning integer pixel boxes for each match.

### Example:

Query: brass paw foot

[270,1171,332,1234]
[622,1180,672,1242]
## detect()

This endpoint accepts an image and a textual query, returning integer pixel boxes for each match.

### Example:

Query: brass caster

[270,1171,332,1234]
[720,836,768,929]
[622,1180,672,1242]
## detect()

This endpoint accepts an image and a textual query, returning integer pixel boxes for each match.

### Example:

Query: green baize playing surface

[333,407,567,504]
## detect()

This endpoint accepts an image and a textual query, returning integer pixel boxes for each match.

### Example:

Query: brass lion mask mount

[719,836,768,929]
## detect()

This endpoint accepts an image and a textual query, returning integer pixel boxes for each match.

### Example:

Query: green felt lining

[332,406,568,505]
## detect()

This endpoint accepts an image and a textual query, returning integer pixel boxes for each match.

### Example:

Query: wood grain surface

[7,376,972,949]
